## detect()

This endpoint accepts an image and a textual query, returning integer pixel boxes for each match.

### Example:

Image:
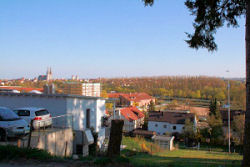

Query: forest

[101,76,246,110]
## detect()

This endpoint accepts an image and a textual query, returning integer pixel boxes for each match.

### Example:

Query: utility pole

[226,70,231,153]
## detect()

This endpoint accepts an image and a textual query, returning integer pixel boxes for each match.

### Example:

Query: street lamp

[226,70,231,153]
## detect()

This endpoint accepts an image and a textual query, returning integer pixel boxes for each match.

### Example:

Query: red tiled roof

[129,106,144,119]
[120,106,145,122]
[0,86,43,92]
[108,92,154,102]
[108,93,123,98]
[121,93,154,102]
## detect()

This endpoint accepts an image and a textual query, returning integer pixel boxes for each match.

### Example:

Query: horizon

[0,74,245,80]
[0,0,245,79]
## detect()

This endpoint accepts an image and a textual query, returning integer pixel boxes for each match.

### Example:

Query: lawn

[121,136,243,167]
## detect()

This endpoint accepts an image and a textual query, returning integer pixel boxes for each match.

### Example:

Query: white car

[14,107,52,130]
[0,107,30,141]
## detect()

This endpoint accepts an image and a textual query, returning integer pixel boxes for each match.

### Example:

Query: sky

[0,0,246,79]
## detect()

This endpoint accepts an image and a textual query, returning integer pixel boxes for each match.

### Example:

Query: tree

[148,100,156,112]
[143,1,249,165]
[209,98,220,116]
[208,98,223,144]
[184,118,197,146]
[208,114,224,144]
[232,115,245,145]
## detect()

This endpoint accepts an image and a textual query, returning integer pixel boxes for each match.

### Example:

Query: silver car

[0,107,30,141]
[14,107,52,130]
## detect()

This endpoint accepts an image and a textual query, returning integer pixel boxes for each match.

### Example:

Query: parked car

[0,107,30,141]
[14,107,52,130]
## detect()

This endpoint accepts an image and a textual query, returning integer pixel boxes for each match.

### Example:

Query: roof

[0,92,106,100]
[148,111,195,124]
[120,106,145,122]
[108,92,154,102]
[0,86,43,92]
[152,135,175,141]
[108,93,124,98]
[121,93,154,102]
[132,129,156,136]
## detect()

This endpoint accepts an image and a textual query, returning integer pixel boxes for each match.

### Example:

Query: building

[0,92,106,155]
[38,67,52,81]
[108,92,155,108]
[152,135,175,151]
[148,111,197,135]
[220,109,245,126]
[63,82,101,97]
[114,106,145,132]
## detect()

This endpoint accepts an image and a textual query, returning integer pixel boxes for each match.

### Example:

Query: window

[163,125,167,128]
[15,110,30,116]
[155,124,158,127]
[0,108,19,121]
[35,109,49,116]
[173,126,176,130]
[86,109,90,128]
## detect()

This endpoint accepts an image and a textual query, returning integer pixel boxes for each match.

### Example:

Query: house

[114,106,145,132]
[220,109,245,126]
[108,92,155,108]
[148,111,197,135]
[0,92,106,156]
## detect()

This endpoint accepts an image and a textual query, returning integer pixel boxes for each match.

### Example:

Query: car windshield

[35,109,49,116]
[0,108,20,121]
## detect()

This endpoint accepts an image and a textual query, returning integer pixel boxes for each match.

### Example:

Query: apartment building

[63,82,101,97]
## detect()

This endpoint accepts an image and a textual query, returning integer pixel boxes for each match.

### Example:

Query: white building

[63,82,101,97]
[0,92,106,150]
[148,111,197,135]
[82,83,101,97]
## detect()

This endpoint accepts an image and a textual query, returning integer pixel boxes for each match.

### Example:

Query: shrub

[94,157,111,166]
[0,145,53,160]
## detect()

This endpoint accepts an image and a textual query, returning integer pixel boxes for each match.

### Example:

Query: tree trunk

[107,119,124,157]
[243,0,250,166]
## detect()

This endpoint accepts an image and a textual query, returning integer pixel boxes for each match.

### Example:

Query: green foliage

[232,115,245,144]
[207,98,223,144]
[0,145,53,160]
[148,100,155,112]
[89,128,99,156]
[184,118,198,146]
[185,0,246,51]
[94,157,111,166]
[208,115,224,144]
[102,76,245,110]
[209,98,219,116]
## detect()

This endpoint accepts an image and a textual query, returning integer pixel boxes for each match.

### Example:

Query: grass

[0,145,55,161]
[122,136,243,167]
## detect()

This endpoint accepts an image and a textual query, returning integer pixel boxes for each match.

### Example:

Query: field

[121,137,243,167]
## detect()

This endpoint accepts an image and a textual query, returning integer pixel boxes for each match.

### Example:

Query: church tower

[46,67,52,81]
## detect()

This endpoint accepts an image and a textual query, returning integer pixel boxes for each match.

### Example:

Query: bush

[115,155,129,163]
[0,145,53,160]
[94,157,111,166]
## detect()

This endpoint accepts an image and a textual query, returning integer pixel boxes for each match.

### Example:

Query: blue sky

[0,0,245,79]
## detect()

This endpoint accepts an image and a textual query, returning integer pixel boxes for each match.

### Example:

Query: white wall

[0,95,67,115]
[148,121,184,135]
[0,95,68,127]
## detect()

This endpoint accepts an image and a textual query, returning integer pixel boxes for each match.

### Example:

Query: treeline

[101,76,246,110]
